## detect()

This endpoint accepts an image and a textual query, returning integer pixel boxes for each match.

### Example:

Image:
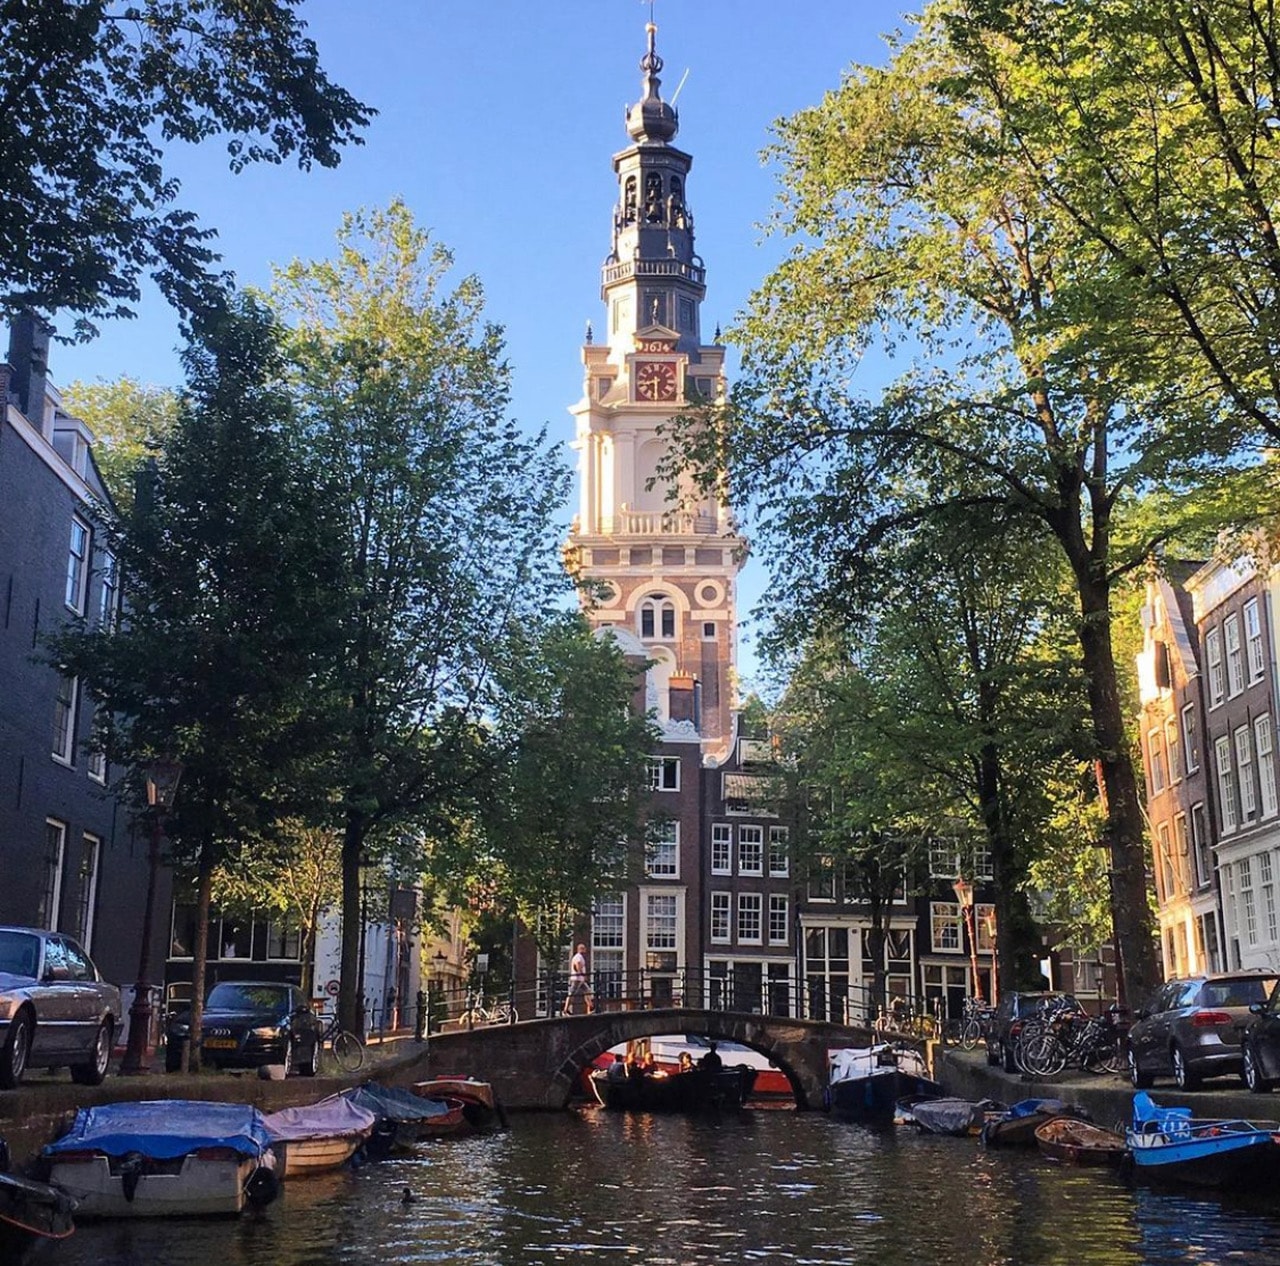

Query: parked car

[0,926,122,1088]
[984,991,1082,1074]
[1126,971,1278,1090]
[166,981,308,1074]
[1241,982,1280,1092]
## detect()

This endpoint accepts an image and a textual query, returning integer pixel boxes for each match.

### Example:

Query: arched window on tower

[668,177,685,228]
[624,177,637,224]
[639,592,677,641]
[644,172,664,224]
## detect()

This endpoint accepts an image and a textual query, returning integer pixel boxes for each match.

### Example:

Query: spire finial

[625,11,678,142]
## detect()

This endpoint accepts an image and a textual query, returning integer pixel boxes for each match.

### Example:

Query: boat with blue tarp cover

[41,1100,278,1217]
[1125,1091,1280,1187]
[341,1082,462,1148]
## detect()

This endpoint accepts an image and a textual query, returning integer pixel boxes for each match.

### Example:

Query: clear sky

[52,0,916,683]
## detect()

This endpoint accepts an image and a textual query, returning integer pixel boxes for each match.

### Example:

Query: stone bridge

[398,1009,907,1111]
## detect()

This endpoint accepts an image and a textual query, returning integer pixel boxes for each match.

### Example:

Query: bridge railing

[424,969,943,1039]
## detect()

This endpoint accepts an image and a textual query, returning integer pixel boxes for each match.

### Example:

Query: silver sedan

[0,926,122,1087]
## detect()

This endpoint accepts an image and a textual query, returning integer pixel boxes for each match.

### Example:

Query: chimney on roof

[7,311,54,423]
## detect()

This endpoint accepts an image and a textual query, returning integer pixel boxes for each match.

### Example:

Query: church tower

[566,21,746,759]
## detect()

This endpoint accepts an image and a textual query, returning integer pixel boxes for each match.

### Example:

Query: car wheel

[71,1019,113,1085]
[0,1012,33,1089]
[1244,1044,1271,1094]
[1171,1043,1201,1091]
[1127,1044,1153,1089]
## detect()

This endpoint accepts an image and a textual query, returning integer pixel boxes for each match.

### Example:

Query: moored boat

[827,1044,942,1123]
[591,1064,756,1112]
[0,1168,76,1259]
[263,1094,378,1179]
[1125,1091,1280,1188]
[41,1100,278,1218]
[1034,1117,1125,1166]
[911,1097,1002,1137]
[341,1082,464,1149]
[981,1099,1085,1148]
[414,1077,506,1130]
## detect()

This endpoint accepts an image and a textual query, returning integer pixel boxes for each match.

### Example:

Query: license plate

[203,1038,237,1050]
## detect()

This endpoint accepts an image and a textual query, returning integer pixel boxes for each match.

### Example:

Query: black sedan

[166,981,307,1074]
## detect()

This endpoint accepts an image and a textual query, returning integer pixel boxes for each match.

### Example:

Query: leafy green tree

[62,377,177,514]
[52,295,339,1066]
[269,202,573,1034]
[669,5,1276,1000]
[2,0,371,335]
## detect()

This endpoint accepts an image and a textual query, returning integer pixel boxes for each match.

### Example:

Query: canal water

[41,1107,1280,1265]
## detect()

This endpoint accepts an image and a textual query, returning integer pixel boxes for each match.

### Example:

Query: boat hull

[829,1070,941,1123]
[272,1134,364,1179]
[45,1153,265,1218]
[592,1067,755,1112]
[1126,1127,1280,1188]
[1035,1118,1125,1166]
[0,1170,75,1258]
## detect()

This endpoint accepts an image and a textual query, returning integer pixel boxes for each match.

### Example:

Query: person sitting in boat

[607,1054,629,1083]
[698,1042,723,1074]
[679,1051,694,1072]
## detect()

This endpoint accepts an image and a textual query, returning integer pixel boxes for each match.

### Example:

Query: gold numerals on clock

[635,360,678,402]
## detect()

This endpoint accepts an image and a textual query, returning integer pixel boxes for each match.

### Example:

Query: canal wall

[938,1047,1280,1131]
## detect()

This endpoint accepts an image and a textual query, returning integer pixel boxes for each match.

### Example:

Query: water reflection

[39,1110,1280,1265]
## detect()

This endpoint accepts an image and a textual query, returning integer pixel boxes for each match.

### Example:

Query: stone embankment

[939,1046,1279,1129]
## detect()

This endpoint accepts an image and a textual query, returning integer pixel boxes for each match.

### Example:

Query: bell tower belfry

[566,22,746,758]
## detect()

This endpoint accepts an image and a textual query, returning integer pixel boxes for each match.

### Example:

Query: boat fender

[246,1164,280,1208]
[119,1152,146,1203]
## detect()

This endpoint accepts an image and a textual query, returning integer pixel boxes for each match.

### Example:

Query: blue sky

[54,0,916,682]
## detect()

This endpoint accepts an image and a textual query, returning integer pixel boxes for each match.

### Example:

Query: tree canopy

[1,0,371,335]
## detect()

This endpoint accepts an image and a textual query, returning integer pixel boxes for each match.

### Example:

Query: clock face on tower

[635,359,678,402]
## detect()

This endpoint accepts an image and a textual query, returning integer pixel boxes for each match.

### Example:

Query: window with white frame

[929,837,958,878]
[1262,852,1278,944]
[1237,724,1258,822]
[218,916,254,959]
[51,676,78,764]
[1182,702,1201,772]
[647,756,680,791]
[972,842,994,882]
[738,825,763,875]
[1191,802,1212,888]
[710,892,731,942]
[593,895,625,996]
[711,823,732,875]
[768,826,790,877]
[86,707,106,783]
[65,518,89,612]
[1157,822,1175,900]
[1217,735,1238,833]
[645,820,679,878]
[1257,716,1278,820]
[1246,598,1266,682]
[1148,728,1167,793]
[769,894,789,944]
[737,893,762,944]
[98,550,118,629]
[639,593,676,640]
[1166,718,1181,783]
[645,893,678,950]
[1226,614,1245,697]
[1207,629,1225,707]
[1240,856,1258,946]
[930,902,962,952]
[39,820,66,931]
[71,833,100,949]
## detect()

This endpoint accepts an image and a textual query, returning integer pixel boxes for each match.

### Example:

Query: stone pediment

[633,324,679,352]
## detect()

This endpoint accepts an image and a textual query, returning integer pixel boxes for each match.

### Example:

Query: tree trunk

[183,849,214,1074]
[1077,574,1160,1002]
[340,810,364,1036]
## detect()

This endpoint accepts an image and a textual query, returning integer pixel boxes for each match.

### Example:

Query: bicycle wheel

[1020,1031,1066,1077]
[960,1018,983,1051]
[331,1030,364,1072]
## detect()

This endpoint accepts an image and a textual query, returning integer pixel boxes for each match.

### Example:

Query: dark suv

[985,991,1082,1073]
[1126,971,1277,1090]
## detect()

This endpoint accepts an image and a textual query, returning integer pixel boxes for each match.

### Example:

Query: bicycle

[459,993,519,1026]
[958,996,995,1051]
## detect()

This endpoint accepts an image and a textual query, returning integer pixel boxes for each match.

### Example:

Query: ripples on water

[42,1109,1280,1265]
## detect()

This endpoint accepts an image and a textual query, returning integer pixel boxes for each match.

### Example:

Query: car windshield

[206,983,290,1011]
[1200,978,1278,1008]
[0,931,40,978]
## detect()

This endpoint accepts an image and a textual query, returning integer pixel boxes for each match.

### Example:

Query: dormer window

[639,593,676,640]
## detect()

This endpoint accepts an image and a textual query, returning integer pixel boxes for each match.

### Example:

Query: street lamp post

[120,757,183,1076]
[952,876,983,1003]
[983,908,999,1004]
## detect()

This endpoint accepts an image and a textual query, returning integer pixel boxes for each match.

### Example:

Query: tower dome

[625,23,678,144]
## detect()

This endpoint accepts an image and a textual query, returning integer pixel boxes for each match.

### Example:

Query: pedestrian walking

[563,943,594,1015]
